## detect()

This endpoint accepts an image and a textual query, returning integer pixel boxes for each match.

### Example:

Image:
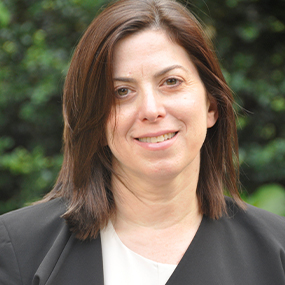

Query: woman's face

[106,29,218,184]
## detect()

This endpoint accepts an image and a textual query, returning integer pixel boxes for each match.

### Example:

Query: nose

[138,88,166,122]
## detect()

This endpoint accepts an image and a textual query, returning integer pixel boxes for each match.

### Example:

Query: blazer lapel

[33,225,104,285]
[165,216,208,285]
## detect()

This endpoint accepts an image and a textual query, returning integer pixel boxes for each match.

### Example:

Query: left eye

[164,78,180,86]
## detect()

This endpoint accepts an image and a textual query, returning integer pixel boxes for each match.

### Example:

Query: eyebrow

[113,77,136,83]
[154,64,187,77]
[113,64,187,83]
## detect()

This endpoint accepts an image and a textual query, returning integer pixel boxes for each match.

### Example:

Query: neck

[111,168,201,230]
[110,161,203,265]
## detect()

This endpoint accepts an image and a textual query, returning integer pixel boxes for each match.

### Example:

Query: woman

[1,0,284,284]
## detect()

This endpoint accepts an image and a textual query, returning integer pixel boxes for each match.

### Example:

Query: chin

[141,166,183,181]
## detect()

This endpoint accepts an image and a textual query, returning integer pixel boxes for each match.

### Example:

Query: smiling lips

[136,132,177,143]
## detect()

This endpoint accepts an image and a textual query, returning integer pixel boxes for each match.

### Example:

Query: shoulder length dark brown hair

[42,0,243,240]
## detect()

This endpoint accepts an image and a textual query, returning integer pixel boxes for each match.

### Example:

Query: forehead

[112,29,195,77]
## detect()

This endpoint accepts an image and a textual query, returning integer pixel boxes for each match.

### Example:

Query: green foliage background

[1,0,285,215]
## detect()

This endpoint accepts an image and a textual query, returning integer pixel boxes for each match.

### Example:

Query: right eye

[115,87,130,97]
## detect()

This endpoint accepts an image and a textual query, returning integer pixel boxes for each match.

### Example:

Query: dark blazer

[1,197,285,285]
[0,198,104,285]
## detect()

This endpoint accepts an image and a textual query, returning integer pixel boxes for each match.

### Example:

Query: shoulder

[0,198,67,238]
[0,198,68,250]
[224,196,285,242]
[225,196,285,225]
[0,198,70,284]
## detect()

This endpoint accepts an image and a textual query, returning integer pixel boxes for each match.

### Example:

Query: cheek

[106,106,134,146]
[174,96,207,122]
[106,110,115,145]
[106,113,122,150]
[105,122,114,147]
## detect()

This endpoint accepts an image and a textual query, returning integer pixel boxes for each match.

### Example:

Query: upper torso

[1,197,285,285]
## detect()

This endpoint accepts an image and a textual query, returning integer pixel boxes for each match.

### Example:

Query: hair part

[40,0,244,240]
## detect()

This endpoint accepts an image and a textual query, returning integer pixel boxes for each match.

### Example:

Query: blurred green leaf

[0,1,11,27]
[245,184,285,216]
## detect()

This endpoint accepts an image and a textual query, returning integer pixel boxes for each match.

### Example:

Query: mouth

[135,132,177,143]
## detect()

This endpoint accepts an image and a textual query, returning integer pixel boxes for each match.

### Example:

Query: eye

[163,78,182,86]
[115,87,130,97]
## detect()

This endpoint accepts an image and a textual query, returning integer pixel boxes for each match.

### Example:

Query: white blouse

[101,221,177,285]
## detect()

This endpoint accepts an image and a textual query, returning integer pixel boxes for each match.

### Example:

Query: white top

[101,221,177,285]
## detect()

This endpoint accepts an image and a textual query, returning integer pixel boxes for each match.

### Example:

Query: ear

[207,95,219,128]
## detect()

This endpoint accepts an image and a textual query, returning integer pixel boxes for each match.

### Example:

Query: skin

[106,29,218,264]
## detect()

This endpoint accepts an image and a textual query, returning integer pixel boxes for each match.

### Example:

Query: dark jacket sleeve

[0,219,23,285]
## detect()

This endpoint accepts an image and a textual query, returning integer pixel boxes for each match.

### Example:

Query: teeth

[151,137,157,143]
[138,132,176,143]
